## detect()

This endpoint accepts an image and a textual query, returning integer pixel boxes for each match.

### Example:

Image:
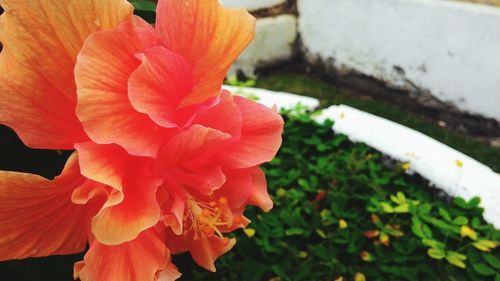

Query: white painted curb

[227,86,500,228]
[219,0,286,11]
[223,85,320,109]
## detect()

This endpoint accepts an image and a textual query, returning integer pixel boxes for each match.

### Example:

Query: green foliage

[129,0,156,23]
[175,109,500,280]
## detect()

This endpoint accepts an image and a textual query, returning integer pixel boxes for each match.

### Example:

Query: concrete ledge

[219,0,286,11]
[298,0,500,119]
[230,14,297,77]
[223,85,320,109]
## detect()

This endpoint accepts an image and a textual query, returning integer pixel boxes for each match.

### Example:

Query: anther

[218,197,228,207]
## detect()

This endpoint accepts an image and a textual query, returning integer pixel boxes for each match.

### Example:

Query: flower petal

[75,142,129,190]
[188,236,236,272]
[156,125,231,171]
[0,0,133,149]
[156,0,255,105]
[128,46,194,128]
[193,90,242,139]
[218,167,273,212]
[164,227,235,272]
[91,159,162,245]
[76,17,170,157]
[0,153,94,260]
[76,228,180,281]
[221,96,284,168]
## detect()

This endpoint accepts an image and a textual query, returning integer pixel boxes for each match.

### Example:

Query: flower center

[184,197,232,240]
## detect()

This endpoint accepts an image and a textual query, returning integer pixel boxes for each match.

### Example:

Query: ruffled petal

[0,153,94,260]
[156,0,255,106]
[165,231,235,272]
[90,158,162,245]
[156,125,231,171]
[128,46,194,128]
[218,167,273,212]
[76,228,179,281]
[75,142,129,190]
[188,236,236,272]
[0,0,133,149]
[220,96,284,169]
[170,166,226,196]
[193,90,242,139]
[76,16,170,157]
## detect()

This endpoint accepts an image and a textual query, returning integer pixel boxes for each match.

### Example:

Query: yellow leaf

[244,228,256,238]
[402,162,411,171]
[460,225,478,241]
[354,272,366,281]
[339,219,348,229]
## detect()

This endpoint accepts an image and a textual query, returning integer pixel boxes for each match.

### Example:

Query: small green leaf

[428,248,445,260]
[316,228,327,239]
[422,239,445,250]
[454,197,471,209]
[380,202,394,213]
[419,203,432,214]
[482,253,500,269]
[285,227,305,236]
[472,263,496,276]
[452,216,469,226]
[438,208,452,222]
[446,251,467,269]
[394,203,410,213]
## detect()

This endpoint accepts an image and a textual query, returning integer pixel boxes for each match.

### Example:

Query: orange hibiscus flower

[0,0,283,280]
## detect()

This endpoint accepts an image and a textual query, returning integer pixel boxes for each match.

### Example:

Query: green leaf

[473,240,498,252]
[393,203,410,213]
[446,251,467,269]
[439,208,452,222]
[483,253,500,270]
[419,203,432,214]
[454,197,471,209]
[422,224,433,238]
[427,248,446,260]
[468,197,481,208]
[285,227,305,236]
[422,239,445,250]
[380,202,394,213]
[452,216,469,226]
[130,0,156,12]
[472,263,496,276]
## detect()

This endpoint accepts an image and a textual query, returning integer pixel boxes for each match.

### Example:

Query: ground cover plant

[174,107,500,281]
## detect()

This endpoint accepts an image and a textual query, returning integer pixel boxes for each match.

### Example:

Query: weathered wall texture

[222,0,298,78]
[227,0,500,120]
[298,0,500,119]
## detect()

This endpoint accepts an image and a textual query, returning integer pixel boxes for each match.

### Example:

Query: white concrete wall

[219,0,286,11]
[230,15,297,77]
[298,0,500,119]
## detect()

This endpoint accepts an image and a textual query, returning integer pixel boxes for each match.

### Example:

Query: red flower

[0,0,283,280]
